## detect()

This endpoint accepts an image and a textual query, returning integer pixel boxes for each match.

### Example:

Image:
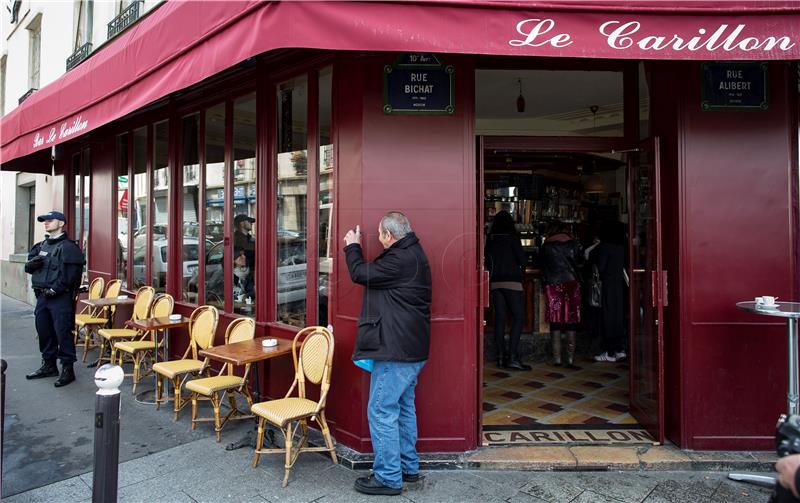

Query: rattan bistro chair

[112,294,174,394]
[153,305,219,420]
[186,317,255,441]
[97,286,155,365]
[74,278,122,362]
[251,326,336,487]
[73,277,104,345]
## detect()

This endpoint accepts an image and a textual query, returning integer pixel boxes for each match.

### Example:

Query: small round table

[736,301,800,415]
[729,301,800,489]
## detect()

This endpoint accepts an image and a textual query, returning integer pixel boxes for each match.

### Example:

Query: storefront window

[116,134,129,287]
[181,114,200,302]
[72,154,81,250]
[317,67,333,327]
[151,120,169,292]
[276,75,308,327]
[205,103,226,308]
[232,93,257,316]
[131,126,148,289]
[475,69,624,137]
[81,149,90,276]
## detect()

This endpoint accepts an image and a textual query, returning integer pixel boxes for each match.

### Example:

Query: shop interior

[481,149,637,436]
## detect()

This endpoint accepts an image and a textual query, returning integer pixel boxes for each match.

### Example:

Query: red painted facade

[10,8,799,454]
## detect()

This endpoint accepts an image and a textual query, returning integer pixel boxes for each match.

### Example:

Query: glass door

[627,137,665,443]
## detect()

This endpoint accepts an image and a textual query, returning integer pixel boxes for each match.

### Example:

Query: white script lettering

[509,19,573,48]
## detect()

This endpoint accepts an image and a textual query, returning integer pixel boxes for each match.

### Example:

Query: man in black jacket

[24,211,85,387]
[343,211,431,496]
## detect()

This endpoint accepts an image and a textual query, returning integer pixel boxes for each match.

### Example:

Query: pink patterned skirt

[544,280,582,324]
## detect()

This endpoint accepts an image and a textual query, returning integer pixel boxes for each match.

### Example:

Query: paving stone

[398,471,514,503]
[638,446,693,470]
[0,476,91,503]
[518,474,583,502]
[506,491,550,503]
[570,446,640,469]
[642,475,723,503]
[685,450,760,471]
[710,479,774,502]
[469,446,576,469]
[569,489,626,502]
[570,472,659,503]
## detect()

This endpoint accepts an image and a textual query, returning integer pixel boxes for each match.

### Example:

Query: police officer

[24,210,85,387]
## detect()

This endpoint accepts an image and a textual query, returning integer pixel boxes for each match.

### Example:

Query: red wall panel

[679,62,796,449]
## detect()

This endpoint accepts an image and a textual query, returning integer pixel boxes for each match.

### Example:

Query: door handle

[661,270,669,307]
[482,270,490,308]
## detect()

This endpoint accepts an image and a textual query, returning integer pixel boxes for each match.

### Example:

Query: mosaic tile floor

[482,358,637,427]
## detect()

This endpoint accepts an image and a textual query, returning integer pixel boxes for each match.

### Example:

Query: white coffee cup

[755,297,763,304]
[262,338,278,347]
[762,296,776,306]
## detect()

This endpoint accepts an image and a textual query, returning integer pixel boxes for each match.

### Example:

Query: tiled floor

[482,358,637,427]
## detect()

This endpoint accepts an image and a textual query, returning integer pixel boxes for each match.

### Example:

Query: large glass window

[204,104,226,308]
[317,67,333,327]
[151,120,169,292]
[475,69,624,136]
[81,149,90,275]
[131,127,148,288]
[181,114,200,302]
[276,75,308,327]
[116,134,129,287]
[232,93,257,316]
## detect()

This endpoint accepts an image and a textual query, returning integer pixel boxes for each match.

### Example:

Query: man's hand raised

[344,225,362,246]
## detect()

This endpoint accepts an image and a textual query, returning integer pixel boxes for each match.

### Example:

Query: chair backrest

[292,326,334,405]
[103,279,123,316]
[188,305,218,358]
[224,317,255,375]
[131,286,156,322]
[87,277,105,300]
[150,294,174,318]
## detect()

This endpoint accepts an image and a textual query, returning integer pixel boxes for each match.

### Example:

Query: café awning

[3,0,799,169]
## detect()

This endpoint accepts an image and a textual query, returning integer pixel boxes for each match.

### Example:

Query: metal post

[92,364,124,503]
[1,358,7,497]
[789,318,799,416]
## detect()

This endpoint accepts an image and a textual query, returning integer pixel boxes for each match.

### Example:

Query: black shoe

[505,359,532,371]
[26,359,58,379]
[403,473,422,483]
[354,474,401,496]
[54,365,76,387]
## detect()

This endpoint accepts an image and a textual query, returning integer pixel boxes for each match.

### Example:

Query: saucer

[757,303,779,310]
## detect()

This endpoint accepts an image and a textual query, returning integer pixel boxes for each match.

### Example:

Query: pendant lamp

[516,78,525,113]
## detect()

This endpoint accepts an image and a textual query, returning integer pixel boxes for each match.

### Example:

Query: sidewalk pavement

[0,294,778,502]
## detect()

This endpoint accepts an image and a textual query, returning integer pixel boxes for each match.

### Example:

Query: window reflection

[81,150,90,277]
[318,67,333,327]
[232,93,257,316]
[276,75,308,327]
[181,114,200,302]
[151,120,169,292]
[131,127,148,289]
[116,134,129,287]
[204,104,226,308]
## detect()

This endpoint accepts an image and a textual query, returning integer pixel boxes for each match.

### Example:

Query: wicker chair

[251,326,336,487]
[112,294,174,394]
[153,305,218,420]
[97,286,155,366]
[74,278,122,362]
[186,317,255,441]
[73,277,104,344]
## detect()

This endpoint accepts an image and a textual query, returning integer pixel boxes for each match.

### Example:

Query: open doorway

[479,146,653,446]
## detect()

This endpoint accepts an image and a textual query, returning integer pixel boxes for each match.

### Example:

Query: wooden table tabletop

[81,297,136,308]
[199,337,292,366]
[126,316,190,331]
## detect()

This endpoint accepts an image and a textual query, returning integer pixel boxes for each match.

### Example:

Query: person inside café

[232,248,254,301]
[233,213,256,269]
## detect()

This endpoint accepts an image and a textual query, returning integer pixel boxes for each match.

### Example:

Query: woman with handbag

[541,222,583,368]
[590,221,627,362]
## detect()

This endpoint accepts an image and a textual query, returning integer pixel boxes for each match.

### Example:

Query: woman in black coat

[485,211,530,370]
[590,222,627,362]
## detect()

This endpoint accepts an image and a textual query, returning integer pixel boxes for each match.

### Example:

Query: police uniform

[24,213,85,386]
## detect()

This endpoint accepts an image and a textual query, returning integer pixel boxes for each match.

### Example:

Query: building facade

[1,1,798,455]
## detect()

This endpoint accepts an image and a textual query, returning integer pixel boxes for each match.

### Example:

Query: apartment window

[27,15,41,90]
[1,55,7,115]
[115,0,131,15]
[73,0,93,49]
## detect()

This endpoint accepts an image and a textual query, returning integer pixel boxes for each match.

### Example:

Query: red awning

[3,0,799,167]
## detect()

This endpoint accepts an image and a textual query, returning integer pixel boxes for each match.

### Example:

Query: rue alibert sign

[700,62,768,111]
[384,53,455,115]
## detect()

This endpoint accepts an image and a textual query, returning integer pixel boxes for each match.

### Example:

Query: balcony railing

[107,0,144,40]
[66,42,93,71]
[18,88,37,105]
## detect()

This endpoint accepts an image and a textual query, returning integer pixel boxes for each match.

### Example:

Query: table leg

[789,318,799,415]
[225,361,273,450]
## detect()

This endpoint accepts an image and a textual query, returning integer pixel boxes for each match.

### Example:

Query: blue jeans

[368,360,426,489]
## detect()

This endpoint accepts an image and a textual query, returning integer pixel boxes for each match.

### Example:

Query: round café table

[729,301,800,489]
[736,301,800,415]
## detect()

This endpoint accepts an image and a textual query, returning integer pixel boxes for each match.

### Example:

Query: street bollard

[1,358,7,497]
[92,364,124,503]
